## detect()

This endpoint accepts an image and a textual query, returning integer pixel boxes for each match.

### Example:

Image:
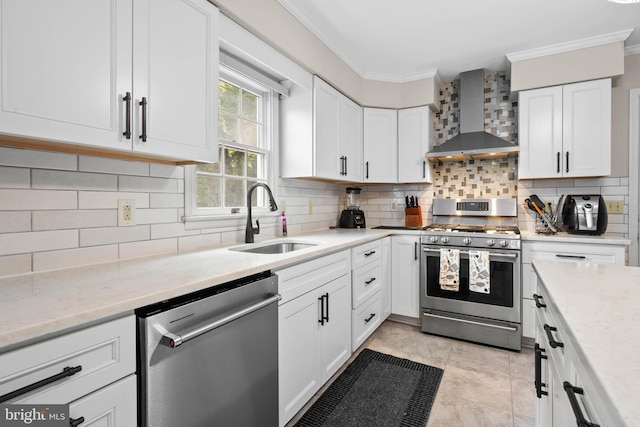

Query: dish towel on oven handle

[469,250,490,294]
[439,248,460,291]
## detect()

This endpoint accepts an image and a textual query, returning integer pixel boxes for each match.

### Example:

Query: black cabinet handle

[69,417,85,427]
[364,277,376,285]
[0,366,82,403]
[318,294,325,325]
[339,156,346,175]
[566,151,569,173]
[423,161,426,179]
[533,294,546,308]
[139,97,148,142]
[324,292,329,323]
[344,156,348,176]
[366,161,369,179]
[563,381,600,427]
[364,250,376,257]
[414,241,418,260]
[364,313,376,323]
[557,152,560,173]
[122,92,131,139]
[543,324,564,348]
[534,343,548,398]
[556,254,586,259]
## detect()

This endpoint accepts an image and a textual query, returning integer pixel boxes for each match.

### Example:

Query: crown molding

[506,29,634,63]
[364,68,441,84]
[626,44,640,55]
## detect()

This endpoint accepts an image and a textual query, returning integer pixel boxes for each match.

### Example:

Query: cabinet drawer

[276,250,350,304]
[0,315,135,404]
[69,375,137,427]
[352,292,382,351]
[352,262,382,309]
[523,242,624,265]
[351,240,382,270]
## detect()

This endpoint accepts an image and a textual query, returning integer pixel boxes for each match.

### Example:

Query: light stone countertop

[532,260,640,426]
[0,228,391,352]
[521,230,630,245]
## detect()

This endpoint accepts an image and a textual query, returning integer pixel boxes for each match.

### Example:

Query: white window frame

[184,67,279,224]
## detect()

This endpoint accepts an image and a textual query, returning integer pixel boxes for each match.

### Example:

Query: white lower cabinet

[381,237,392,319]
[534,280,610,427]
[0,315,136,426]
[391,235,421,318]
[522,239,625,340]
[277,250,352,426]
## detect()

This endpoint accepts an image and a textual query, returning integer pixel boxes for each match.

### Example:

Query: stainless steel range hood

[426,69,518,161]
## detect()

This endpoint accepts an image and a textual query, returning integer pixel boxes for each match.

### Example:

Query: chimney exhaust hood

[426,69,518,161]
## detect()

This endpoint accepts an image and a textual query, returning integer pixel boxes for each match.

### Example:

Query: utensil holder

[535,213,556,234]
[405,207,423,227]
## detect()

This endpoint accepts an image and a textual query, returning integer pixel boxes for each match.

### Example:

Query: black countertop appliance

[562,194,608,235]
[339,187,365,228]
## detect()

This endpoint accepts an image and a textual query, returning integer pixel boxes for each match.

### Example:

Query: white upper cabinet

[398,106,433,183]
[0,0,219,163]
[281,76,363,182]
[519,78,611,179]
[363,108,397,183]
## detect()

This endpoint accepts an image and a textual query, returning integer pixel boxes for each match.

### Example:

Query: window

[186,66,277,218]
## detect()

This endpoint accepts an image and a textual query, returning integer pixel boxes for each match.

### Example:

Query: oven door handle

[421,247,519,260]
[423,312,519,332]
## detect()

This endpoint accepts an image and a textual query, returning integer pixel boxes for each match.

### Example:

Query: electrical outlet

[605,200,624,214]
[118,199,136,226]
[391,199,397,211]
[308,200,313,214]
[280,200,286,213]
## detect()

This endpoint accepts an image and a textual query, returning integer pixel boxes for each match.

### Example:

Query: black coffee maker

[339,187,366,228]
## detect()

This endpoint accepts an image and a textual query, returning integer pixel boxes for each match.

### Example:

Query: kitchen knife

[405,196,410,208]
[410,196,415,208]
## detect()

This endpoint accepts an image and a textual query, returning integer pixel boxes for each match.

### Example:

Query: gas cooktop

[424,224,520,235]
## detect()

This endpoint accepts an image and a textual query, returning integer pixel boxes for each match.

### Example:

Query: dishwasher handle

[160,293,281,348]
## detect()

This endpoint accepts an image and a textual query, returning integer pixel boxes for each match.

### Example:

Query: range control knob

[499,240,508,248]
[487,239,496,247]
[430,236,438,243]
[463,238,472,245]
[441,237,449,244]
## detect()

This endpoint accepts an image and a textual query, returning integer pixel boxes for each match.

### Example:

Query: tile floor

[287,320,535,427]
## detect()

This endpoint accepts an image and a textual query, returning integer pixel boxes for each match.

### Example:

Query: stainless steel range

[420,198,521,350]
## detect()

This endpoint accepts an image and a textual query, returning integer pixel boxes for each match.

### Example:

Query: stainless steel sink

[230,241,318,255]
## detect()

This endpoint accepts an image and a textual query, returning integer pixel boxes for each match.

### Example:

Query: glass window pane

[197,175,221,207]
[219,113,240,143]
[242,91,258,121]
[242,121,258,147]
[219,81,239,115]
[224,148,245,176]
[225,178,245,207]
[197,147,222,174]
[247,152,262,178]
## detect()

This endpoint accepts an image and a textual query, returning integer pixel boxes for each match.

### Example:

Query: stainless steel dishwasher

[136,271,280,427]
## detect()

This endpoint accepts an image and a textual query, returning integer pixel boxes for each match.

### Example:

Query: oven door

[420,245,521,323]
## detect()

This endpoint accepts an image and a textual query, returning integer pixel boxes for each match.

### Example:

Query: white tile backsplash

[0,189,77,210]
[32,170,118,190]
[0,166,30,188]
[0,230,78,256]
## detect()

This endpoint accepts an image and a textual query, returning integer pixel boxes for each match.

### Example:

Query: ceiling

[277,0,640,82]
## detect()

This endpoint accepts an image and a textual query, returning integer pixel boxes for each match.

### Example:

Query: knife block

[404,207,423,227]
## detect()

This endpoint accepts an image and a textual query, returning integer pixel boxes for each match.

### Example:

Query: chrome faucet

[245,183,278,243]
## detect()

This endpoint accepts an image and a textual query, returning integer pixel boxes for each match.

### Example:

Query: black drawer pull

[122,92,131,139]
[543,324,564,348]
[364,313,376,323]
[366,161,369,179]
[318,294,326,325]
[364,277,376,285]
[364,250,376,257]
[533,294,546,308]
[563,381,600,427]
[556,254,586,259]
[423,160,426,179]
[70,417,85,427]
[557,152,560,173]
[534,343,548,398]
[139,97,148,142]
[0,365,82,403]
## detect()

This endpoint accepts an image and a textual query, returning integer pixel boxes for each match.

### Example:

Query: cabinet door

[0,0,132,150]
[69,375,136,427]
[313,77,342,180]
[320,274,352,383]
[518,86,563,179]
[391,235,420,318]
[534,323,552,427]
[562,79,611,178]
[132,0,219,162]
[364,108,397,183]
[398,106,433,183]
[278,289,321,425]
[381,237,392,320]
[339,96,364,182]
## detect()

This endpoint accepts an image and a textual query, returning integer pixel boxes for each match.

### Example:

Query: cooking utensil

[525,197,557,233]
